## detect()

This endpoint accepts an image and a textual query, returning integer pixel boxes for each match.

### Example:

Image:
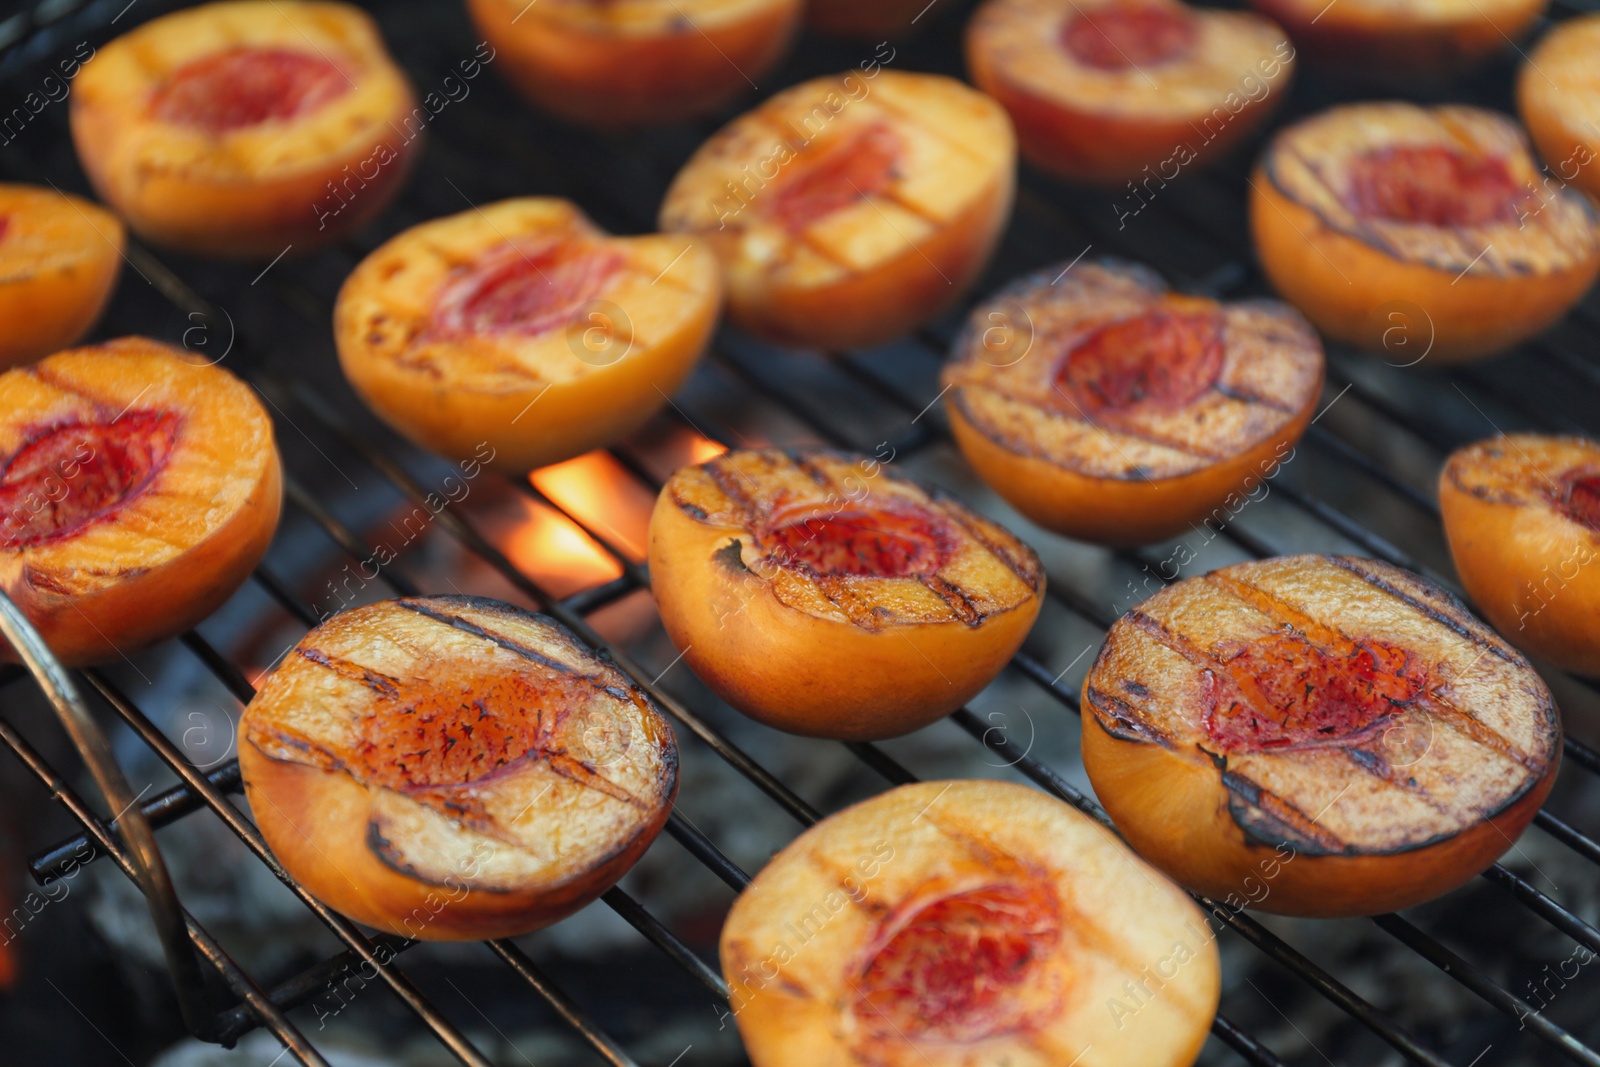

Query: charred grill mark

[937,505,1044,592]
[1212,381,1298,414]
[788,450,837,489]
[1325,556,1515,664]
[1221,770,1348,854]
[919,574,984,626]
[1085,685,1176,749]
[1420,690,1542,772]
[1341,745,1454,814]
[25,364,114,416]
[395,599,578,674]
[703,458,762,525]
[296,646,402,696]
[542,751,650,809]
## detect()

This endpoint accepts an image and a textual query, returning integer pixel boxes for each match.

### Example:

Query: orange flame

[530,451,657,562]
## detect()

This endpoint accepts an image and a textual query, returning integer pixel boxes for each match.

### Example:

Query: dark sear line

[1325,555,1516,665]
[1084,685,1177,749]
[937,500,1044,591]
[1221,769,1350,854]
[396,598,581,675]
[918,574,983,625]
[1211,379,1298,415]
[297,646,402,696]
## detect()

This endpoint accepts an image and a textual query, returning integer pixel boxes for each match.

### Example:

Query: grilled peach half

[1251,104,1600,363]
[723,779,1219,1067]
[659,71,1015,350]
[967,0,1294,184]
[1518,14,1600,204]
[467,0,801,125]
[1250,0,1541,83]
[648,449,1044,740]
[0,337,281,666]
[70,0,419,258]
[1082,554,1561,918]
[0,185,123,369]
[1441,434,1600,676]
[336,197,721,474]
[943,259,1322,546]
[240,596,678,940]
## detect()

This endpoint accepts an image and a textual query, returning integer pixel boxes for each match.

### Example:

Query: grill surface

[4,0,1600,1064]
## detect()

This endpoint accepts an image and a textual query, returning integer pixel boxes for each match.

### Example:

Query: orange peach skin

[948,392,1312,546]
[1081,706,1557,916]
[467,0,801,125]
[1440,456,1600,676]
[1250,164,1600,362]
[1517,14,1600,204]
[69,2,419,257]
[648,492,1043,739]
[1252,0,1543,81]
[0,188,123,369]
[0,340,281,665]
[241,744,670,940]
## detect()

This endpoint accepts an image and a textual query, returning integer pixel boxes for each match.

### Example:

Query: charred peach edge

[727,179,1015,350]
[0,189,124,369]
[722,780,1219,1067]
[0,338,282,665]
[1081,709,1556,917]
[69,3,419,257]
[240,597,678,940]
[334,203,722,475]
[948,389,1312,546]
[1517,15,1600,203]
[1251,0,1543,78]
[1079,555,1562,917]
[1249,160,1600,363]
[1440,436,1600,675]
[467,0,801,124]
[648,492,1043,739]
[966,5,1294,185]
[241,745,671,940]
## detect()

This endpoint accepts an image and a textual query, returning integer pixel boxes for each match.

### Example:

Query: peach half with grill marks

[659,71,1015,350]
[335,198,721,474]
[0,337,281,666]
[0,185,124,369]
[721,779,1219,1067]
[70,1,419,257]
[1250,0,1542,83]
[1251,103,1600,363]
[647,449,1044,740]
[1081,554,1561,917]
[1517,14,1600,204]
[239,596,678,940]
[1441,434,1600,676]
[967,0,1295,184]
[467,0,801,125]
[943,259,1323,546]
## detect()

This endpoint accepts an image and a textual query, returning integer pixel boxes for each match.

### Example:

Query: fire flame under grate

[4,0,1600,1064]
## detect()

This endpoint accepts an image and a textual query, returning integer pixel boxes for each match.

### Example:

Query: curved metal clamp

[0,591,217,1040]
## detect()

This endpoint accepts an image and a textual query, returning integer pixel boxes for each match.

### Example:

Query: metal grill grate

[4,0,1600,1063]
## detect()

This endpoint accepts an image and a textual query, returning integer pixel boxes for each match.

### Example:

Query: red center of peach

[0,216,10,243]
[1556,469,1600,532]
[351,669,584,792]
[767,123,903,234]
[150,47,351,134]
[432,241,624,339]
[1061,5,1199,69]
[1056,308,1224,421]
[761,507,951,577]
[0,411,180,550]
[854,883,1062,1042]
[1203,631,1426,752]
[1345,145,1527,227]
